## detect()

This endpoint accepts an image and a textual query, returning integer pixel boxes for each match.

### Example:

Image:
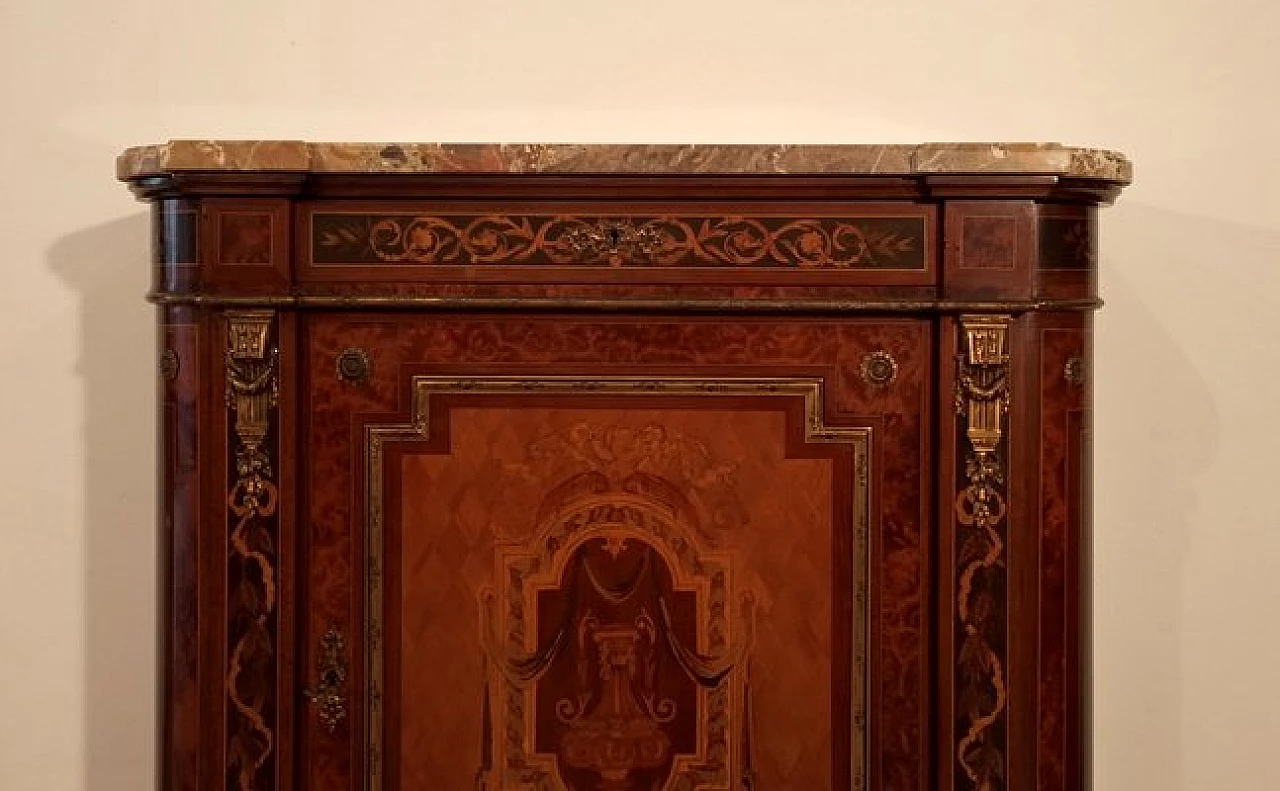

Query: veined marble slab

[118,140,1131,182]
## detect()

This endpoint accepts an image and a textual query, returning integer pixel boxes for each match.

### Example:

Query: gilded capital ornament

[954,315,1012,791]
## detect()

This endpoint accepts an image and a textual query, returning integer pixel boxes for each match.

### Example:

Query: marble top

[118,140,1132,183]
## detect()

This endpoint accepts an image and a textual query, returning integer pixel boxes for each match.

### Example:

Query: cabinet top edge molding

[117,140,1132,183]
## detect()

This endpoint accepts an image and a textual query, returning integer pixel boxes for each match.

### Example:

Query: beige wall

[2,1,1277,789]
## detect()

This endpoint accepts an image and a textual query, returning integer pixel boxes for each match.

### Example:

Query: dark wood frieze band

[953,316,1012,790]
[224,311,280,791]
[311,213,928,270]
[148,292,1104,314]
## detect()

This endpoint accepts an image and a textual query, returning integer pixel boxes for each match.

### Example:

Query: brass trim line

[148,292,1103,314]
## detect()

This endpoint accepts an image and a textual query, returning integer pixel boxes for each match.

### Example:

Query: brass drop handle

[304,627,349,731]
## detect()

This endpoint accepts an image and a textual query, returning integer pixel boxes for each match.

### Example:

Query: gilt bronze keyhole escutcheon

[304,627,349,732]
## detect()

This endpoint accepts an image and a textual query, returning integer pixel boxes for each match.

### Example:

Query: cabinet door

[299,315,931,791]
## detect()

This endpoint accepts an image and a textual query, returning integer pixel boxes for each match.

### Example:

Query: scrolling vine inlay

[224,310,280,791]
[313,213,926,269]
[953,315,1012,791]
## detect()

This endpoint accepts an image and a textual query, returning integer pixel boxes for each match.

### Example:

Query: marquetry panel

[942,202,1036,300]
[219,212,275,265]
[298,203,937,288]
[960,217,1018,271]
[301,315,932,791]
[370,388,868,791]
[203,199,291,289]
[312,213,926,270]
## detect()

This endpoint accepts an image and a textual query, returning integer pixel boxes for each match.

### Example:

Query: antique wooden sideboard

[119,140,1130,791]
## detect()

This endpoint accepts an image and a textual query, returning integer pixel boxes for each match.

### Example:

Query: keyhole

[607,226,623,246]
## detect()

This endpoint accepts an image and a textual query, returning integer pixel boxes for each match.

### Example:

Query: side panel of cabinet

[158,305,205,791]
[1029,313,1092,791]
[298,315,932,791]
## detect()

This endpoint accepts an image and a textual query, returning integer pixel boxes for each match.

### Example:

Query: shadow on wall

[49,212,156,791]
[1094,199,1223,791]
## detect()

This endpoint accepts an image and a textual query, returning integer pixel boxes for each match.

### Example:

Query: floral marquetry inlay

[312,213,927,270]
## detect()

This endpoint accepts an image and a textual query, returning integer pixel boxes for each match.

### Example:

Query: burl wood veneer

[124,140,1130,791]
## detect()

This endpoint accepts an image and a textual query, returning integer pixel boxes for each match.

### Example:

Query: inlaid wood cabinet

[120,140,1130,791]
